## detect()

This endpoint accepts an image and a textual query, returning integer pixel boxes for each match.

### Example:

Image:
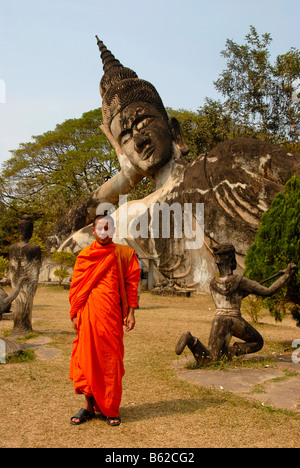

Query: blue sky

[0,0,299,166]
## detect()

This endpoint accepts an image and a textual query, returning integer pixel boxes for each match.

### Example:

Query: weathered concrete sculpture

[0,276,26,318]
[9,215,41,337]
[0,277,27,361]
[175,244,297,364]
[45,38,300,292]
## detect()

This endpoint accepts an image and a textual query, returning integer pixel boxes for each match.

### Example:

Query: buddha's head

[96,37,188,178]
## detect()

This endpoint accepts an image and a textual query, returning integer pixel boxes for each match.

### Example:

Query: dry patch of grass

[0,286,299,448]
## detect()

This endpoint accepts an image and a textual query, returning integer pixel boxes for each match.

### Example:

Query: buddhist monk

[69,214,140,426]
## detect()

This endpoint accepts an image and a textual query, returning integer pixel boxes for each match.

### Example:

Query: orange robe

[69,241,140,417]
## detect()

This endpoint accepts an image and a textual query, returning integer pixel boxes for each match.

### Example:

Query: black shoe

[70,408,95,425]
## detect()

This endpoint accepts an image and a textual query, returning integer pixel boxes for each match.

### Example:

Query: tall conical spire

[95,35,123,74]
[95,35,167,127]
[96,35,138,99]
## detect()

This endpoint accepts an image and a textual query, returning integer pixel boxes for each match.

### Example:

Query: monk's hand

[126,308,136,332]
[72,316,78,332]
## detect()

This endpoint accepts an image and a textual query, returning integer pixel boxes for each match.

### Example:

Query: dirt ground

[0,286,299,448]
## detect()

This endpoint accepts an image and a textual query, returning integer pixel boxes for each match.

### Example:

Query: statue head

[96,37,188,178]
[18,215,33,243]
[212,244,237,274]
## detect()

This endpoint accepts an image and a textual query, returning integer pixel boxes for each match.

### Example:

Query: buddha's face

[110,102,174,177]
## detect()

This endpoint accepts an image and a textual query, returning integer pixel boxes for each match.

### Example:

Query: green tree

[169,99,233,161]
[272,49,300,146]
[0,200,19,255]
[215,26,300,144]
[51,250,77,285]
[0,256,9,280]
[0,108,119,242]
[244,175,300,325]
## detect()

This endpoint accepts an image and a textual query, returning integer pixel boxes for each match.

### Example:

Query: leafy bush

[0,256,9,280]
[51,251,77,285]
[245,175,300,324]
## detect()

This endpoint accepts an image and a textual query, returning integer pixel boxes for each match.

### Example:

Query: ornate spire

[95,35,123,74]
[95,36,167,127]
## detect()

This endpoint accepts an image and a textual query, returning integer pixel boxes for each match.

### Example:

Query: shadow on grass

[120,397,225,422]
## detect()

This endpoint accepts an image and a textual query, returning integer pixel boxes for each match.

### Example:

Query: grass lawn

[0,286,299,448]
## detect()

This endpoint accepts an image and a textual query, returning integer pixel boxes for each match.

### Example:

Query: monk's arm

[125,254,141,308]
[124,254,141,332]
[126,308,135,332]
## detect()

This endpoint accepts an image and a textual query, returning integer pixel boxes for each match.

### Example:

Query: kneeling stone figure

[176,244,297,365]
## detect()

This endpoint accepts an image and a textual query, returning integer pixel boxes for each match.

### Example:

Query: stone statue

[0,276,26,318]
[175,244,297,364]
[44,38,300,293]
[9,215,41,337]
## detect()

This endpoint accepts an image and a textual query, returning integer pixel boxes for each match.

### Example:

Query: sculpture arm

[241,264,297,297]
[91,168,143,205]
[0,276,26,314]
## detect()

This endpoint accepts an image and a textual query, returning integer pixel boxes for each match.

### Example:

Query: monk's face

[92,217,115,245]
[110,102,174,177]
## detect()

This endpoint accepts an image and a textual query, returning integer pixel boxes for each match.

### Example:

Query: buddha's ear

[168,117,189,156]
